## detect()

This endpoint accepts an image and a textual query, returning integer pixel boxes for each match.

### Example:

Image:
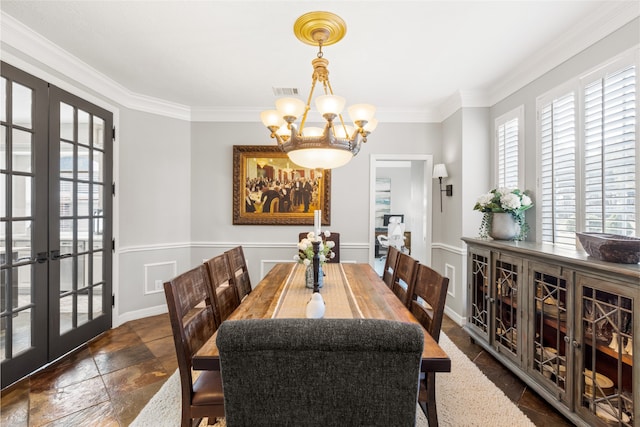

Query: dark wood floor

[0,314,574,426]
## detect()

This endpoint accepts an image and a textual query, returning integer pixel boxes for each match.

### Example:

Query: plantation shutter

[583,65,636,235]
[497,117,519,188]
[540,92,576,245]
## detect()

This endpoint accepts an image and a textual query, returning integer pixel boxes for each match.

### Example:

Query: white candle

[314,210,321,237]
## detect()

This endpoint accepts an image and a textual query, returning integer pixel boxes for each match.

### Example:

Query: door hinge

[112,238,115,252]
[112,294,115,308]
[112,126,116,141]
[112,182,116,196]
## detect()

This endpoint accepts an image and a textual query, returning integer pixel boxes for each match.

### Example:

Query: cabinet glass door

[530,262,570,404]
[493,254,520,361]
[578,275,633,427]
[468,248,490,341]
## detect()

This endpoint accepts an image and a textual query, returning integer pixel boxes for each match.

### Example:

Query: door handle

[51,250,73,260]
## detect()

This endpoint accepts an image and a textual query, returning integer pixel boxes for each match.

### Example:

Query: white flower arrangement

[473,187,533,240]
[294,231,335,265]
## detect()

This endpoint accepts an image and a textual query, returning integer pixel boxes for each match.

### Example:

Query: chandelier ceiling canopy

[260,11,377,170]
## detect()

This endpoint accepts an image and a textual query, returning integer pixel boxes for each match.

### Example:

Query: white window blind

[583,65,636,235]
[497,116,520,188]
[540,93,577,246]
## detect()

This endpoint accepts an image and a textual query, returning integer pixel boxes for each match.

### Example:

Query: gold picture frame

[232,145,331,225]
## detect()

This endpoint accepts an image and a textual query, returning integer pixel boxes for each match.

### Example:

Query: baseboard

[114,303,168,327]
[444,305,467,326]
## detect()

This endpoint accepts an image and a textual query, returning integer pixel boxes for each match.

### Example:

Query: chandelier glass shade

[260,11,377,169]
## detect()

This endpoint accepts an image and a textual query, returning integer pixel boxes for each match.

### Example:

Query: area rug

[131,332,534,426]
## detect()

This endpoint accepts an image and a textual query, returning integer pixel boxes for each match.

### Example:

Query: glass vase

[305,264,324,289]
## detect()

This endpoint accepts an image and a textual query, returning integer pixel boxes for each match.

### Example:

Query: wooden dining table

[193,262,451,422]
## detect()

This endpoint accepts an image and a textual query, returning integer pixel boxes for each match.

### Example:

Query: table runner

[272,263,364,319]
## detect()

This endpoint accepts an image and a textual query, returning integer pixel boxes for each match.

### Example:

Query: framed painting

[232,145,331,225]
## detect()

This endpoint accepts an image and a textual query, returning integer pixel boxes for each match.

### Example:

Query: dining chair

[204,253,240,326]
[409,263,450,427]
[216,318,424,426]
[381,245,400,288]
[225,246,252,301]
[391,252,418,307]
[298,232,340,263]
[163,264,225,427]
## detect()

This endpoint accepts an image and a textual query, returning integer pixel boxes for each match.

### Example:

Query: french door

[1,63,113,388]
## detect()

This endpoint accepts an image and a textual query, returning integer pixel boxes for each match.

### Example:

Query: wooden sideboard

[462,237,638,427]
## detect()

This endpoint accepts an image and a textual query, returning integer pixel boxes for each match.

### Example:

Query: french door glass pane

[13,264,32,309]
[92,285,103,317]
[12,309,31,356]
[93,117,104,149]
[93,252,103,282]
[60,103,74,140]
[60,295,73,334]
[77,182,89,217]
[11,129,32,173]
[11,82,32,129]
[60,142,74,177]
[77,145,89,180]
[1,125,6,170]
[11,220,32,262]
[77,288,89,326]
[59,257,73,292]
[77,109,90,145]
[0,77,6,122]
[11,175,32,217]
[78,252,88,288]
[93,150,103,183]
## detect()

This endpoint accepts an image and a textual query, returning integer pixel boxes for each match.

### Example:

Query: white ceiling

[1,1,638,122]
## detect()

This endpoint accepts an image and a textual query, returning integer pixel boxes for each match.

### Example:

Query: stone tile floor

[1,313,574,426]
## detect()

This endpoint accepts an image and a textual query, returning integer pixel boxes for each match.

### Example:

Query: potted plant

[473,188,533,240]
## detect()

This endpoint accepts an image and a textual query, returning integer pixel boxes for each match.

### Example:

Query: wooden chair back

[410,263,450,343]
[381,245,400,288]
[391,252,418,307]
[204,253,240,326]
[298,232,340,263]
[163,265,224,426]
[225,246,252,301]
[409,263,449,427]
[217,318,423,426]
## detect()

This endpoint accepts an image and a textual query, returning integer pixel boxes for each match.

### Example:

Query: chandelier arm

[324,79,350,138]
[299,75,320,132]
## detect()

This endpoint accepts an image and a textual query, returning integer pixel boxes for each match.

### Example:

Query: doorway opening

[369,155,432,274]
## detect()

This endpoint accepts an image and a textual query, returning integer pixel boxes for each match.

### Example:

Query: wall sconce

[433,163,453,212]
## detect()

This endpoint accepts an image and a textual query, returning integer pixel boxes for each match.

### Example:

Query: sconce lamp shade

[433,163,449,179]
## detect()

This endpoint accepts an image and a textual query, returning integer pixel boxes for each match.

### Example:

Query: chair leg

[426,372,438,427]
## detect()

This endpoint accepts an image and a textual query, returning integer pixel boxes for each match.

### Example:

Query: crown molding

[438,90,490,122]
[488,1,640,106]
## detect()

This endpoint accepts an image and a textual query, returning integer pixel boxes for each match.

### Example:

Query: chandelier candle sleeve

[314,210,321,237]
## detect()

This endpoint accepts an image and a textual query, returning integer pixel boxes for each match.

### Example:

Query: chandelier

[260,11,377,169]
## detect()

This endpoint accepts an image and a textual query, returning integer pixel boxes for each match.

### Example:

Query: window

[538,53,637,245]
[495,106,523,188]
[539,92,577,246]
[583,65,636,235]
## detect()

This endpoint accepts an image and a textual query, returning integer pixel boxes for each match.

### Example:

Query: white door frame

[369,154,433,266]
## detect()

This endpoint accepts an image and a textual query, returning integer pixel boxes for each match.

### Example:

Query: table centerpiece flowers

[473,187,533,241]
[295,231,335,288]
